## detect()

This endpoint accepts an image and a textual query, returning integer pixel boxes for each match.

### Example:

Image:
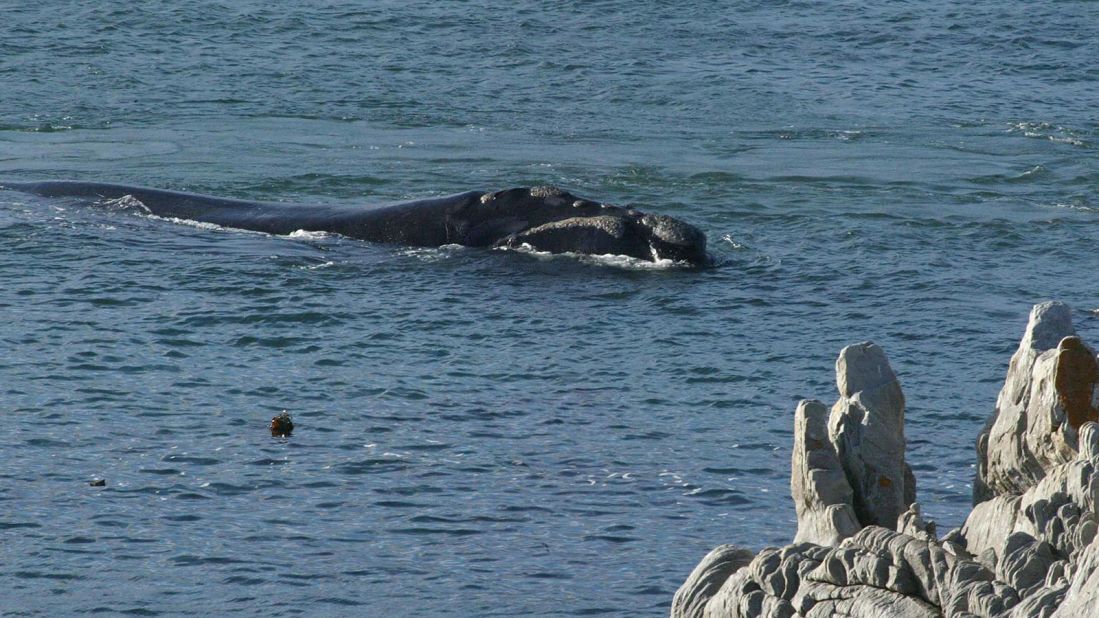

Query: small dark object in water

[270,412,294,436]
[89,479,106,487]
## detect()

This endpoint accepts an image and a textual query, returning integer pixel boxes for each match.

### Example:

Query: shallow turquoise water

[2,2,1098,615]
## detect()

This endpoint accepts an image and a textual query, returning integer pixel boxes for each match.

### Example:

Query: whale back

[0,181,482,245]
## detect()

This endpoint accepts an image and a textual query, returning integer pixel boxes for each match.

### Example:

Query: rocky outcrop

[788,342,914,546]
[790,400,859,546]
[1053,532,1099,617]
[975,301,1098,502]
[672,546,758,618]
[673,302,1099,618]
[829,342,914,529]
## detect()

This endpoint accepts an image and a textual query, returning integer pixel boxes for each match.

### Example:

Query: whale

[0,181,709,266]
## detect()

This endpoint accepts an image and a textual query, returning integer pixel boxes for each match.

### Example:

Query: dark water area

[2,1,1098,615]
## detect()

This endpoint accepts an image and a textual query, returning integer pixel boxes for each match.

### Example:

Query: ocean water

[1,1,1097,615]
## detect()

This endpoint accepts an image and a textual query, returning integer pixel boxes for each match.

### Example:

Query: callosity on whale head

[454,186,709,266]
[639,213,709,265]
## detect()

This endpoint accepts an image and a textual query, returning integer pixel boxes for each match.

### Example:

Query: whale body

[1,181,709,266]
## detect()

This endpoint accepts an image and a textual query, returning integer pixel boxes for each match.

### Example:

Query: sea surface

[2,1,1097,616]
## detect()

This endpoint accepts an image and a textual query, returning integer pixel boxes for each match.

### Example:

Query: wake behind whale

[1,181,709,267]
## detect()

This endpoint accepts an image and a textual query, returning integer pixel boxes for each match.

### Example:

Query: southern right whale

[1,181,709,266]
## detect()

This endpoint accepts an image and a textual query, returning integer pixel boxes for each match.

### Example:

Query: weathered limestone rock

[1008,586,1066,618]
[899,502,938,541]
[997,533,1056,597]
[961,495,1024,561]
[829,342,914,529]
[788,344,914,549]
[791,399,860,546]
[672,545,757,618]
[976,302,1099,502]
[1050,534,1099,617]
[1079,421,1099,461]
[698,526,1031,618]
[962,421,1099,562]
[675,303,1099,618]
[795,582,938,618]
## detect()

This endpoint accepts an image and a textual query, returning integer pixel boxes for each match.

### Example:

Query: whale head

[452,186,709,267]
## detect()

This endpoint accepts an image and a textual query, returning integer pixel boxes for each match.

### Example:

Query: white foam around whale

[499,242,686,270]
[103,194,153,214]
[286,229,331,240]
[147,214,235,233]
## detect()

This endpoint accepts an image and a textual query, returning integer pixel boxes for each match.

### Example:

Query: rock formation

[828,343,915,530]
[790,400,859,546]
[975,301,1098,502]
[673,302,1099,618]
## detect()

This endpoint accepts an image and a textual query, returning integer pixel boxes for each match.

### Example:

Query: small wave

[102,195,152,214]
[146,214,230,232]
[1007,121,1090,148]
[398,244,468,262]
[147,212,340,240]
[688,171,746,183]
[1009,121,1051,133]
[99,195,269,235]
[1017,165,1049,180]
[1046,200,1096,213]
[231,173,387,197]
[1049,135,1087,147]
[967,164,1052,186]
[721,234,747,250]
[0,122,76,133]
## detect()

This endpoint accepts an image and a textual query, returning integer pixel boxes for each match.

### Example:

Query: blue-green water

[2,2,1097,615]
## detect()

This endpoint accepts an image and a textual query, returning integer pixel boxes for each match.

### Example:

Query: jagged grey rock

[961,495,1024,561]
[791,399,860,546]
[675,304,1099,618]
[976,302,1099,502]
[1050,534,1099,617]
[899,502,937,540]
[1079,422,1099,461]
[997,533,1056,596]
[828,342,913,528]
[672,545,757,618]
[962,424,1099,561]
